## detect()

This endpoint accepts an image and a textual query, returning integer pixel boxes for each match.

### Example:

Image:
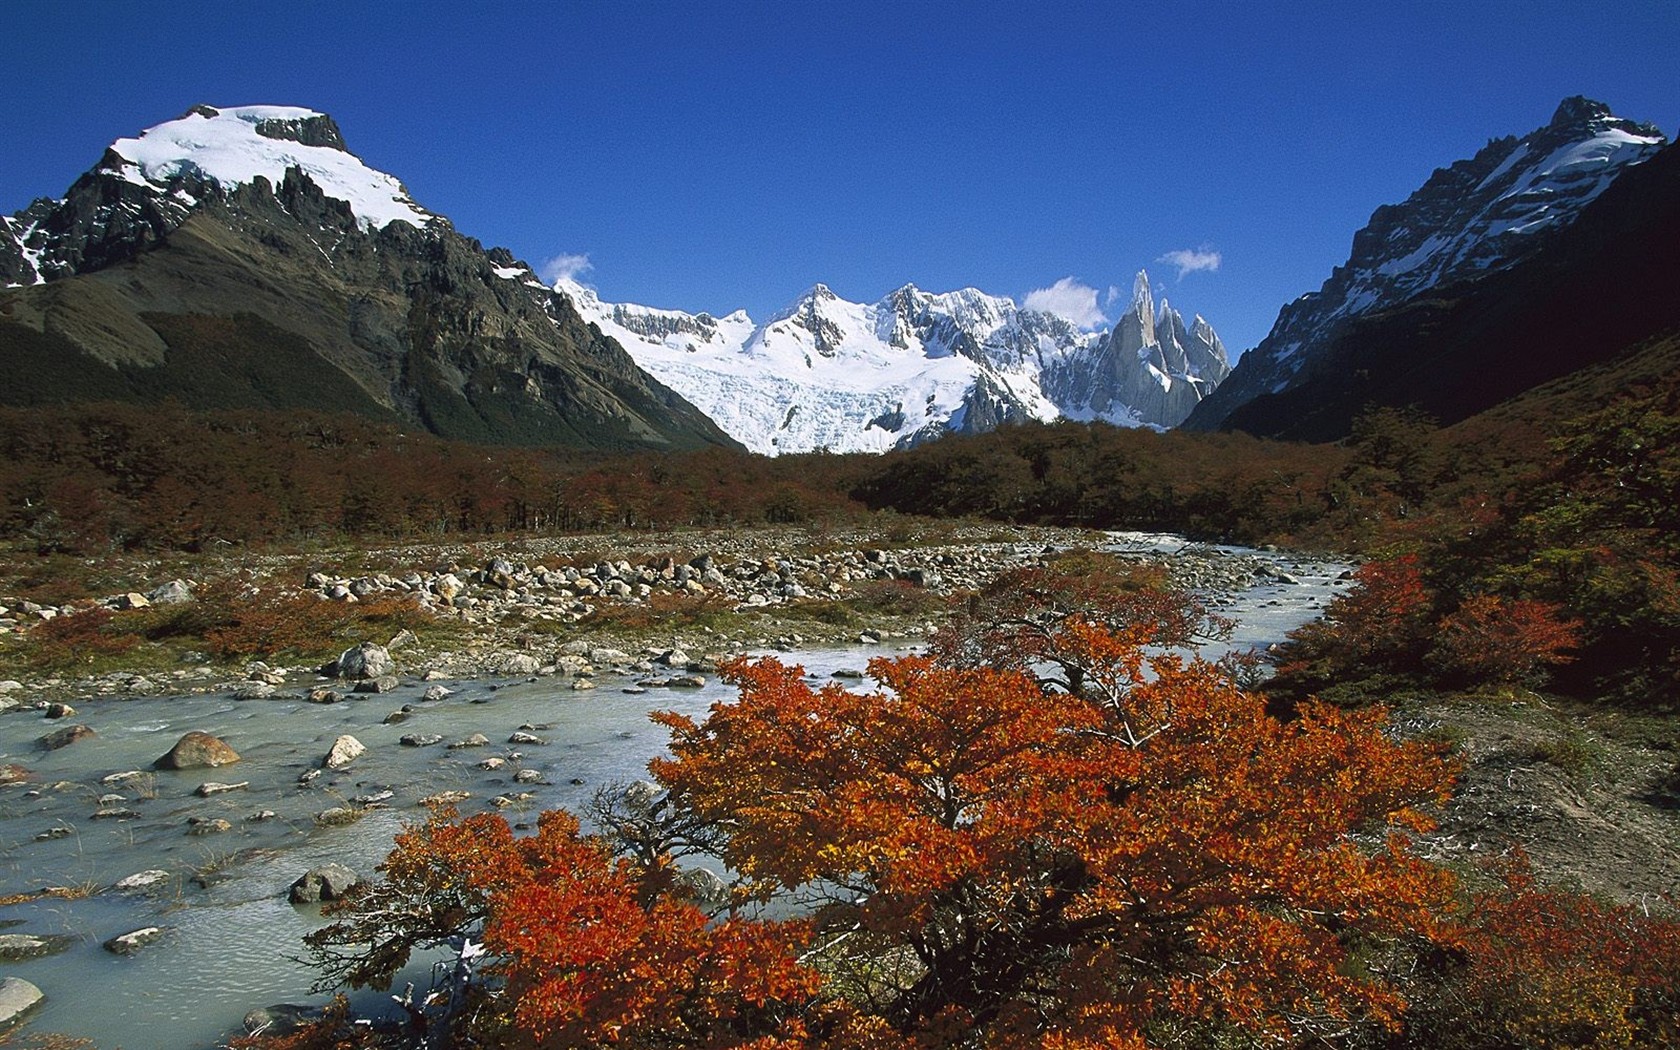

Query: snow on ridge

[558,272,1223,455]
[108,105,431,230]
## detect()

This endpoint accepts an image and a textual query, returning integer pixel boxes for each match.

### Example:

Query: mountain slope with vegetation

[0,106,736,452]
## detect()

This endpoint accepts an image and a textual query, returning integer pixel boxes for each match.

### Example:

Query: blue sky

[4,0,1675,357]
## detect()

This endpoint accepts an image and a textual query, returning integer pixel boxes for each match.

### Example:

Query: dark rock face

[154,730,240,770]
[1215,137,1680,441]
[1187,97,1667,432]
[0,113,738,453]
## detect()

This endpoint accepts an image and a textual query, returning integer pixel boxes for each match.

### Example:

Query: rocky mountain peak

[1186,96,1668,431]
[1130,269,1154,310]
[1551,95,1612,127]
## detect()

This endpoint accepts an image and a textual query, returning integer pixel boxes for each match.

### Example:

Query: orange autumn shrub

[1429,594,1582,686]
[654,620,1458,1047]
[1406,864,1680,1050]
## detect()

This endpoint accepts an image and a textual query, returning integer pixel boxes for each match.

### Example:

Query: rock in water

[323,734,366,769]
[334,642,392,680]
[0,933,74,961]
[37,724,95,751]
[195,781,248,797]
[153,730,240,769]
[113,869,171,892]
[103,926,166,955]
[243,1003,322,1036]
[0,977,45,1031]
[288,863,362,904]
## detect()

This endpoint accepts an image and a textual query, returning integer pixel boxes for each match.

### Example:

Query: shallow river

[0,535,1347,1049]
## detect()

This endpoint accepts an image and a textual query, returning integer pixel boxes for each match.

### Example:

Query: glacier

[558,271,1230,455]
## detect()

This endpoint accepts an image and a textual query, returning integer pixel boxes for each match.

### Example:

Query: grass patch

[1530,730,1605,778]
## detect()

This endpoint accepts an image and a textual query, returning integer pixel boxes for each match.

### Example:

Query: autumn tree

[655,622,1459,1048]
[1428,595,1581,687]
[930,550,1233,697]
[300,807,820,1048]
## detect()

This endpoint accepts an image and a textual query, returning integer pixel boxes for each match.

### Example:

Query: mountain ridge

[1186,95,1668,432]
[558,268,1230,454]
[1215,134,1680,441]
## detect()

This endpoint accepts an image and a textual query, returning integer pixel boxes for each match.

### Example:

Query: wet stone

[103,926,166,955]
[113,869,171,892]
[37,724,95,751]
[0,933,75,962]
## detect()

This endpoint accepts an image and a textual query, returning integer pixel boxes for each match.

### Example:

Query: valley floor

[3,522,1676,907]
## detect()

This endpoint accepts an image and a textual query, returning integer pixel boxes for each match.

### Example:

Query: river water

[0,535,1347,1049]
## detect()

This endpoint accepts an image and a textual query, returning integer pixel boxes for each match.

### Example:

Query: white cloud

[1023,277,1108,329]
[540,252,593,284]
[1156,247,1222,280]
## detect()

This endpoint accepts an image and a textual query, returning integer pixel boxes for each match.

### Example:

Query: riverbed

[0,535,1348,1049]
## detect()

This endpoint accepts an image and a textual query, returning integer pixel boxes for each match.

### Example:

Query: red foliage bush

[1430,595,1582,686]
[1408,864,1680,1049]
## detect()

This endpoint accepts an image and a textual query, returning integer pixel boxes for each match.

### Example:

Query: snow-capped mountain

[6,105,437,286]
[559,270,1230,454]
[0,105,735,452]
[1045,273,1229,429]
[1187,96,1668,431]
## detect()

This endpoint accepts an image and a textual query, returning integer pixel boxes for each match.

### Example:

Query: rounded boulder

[154,731,240,770]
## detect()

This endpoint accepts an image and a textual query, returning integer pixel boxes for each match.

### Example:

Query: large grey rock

[323,734,365,770]
[154,730,240,769]
[334,642,392,680]
[0,977,44,1031]
[485,652,540,676]
[288,863,362,904]
[672,867,730,909]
